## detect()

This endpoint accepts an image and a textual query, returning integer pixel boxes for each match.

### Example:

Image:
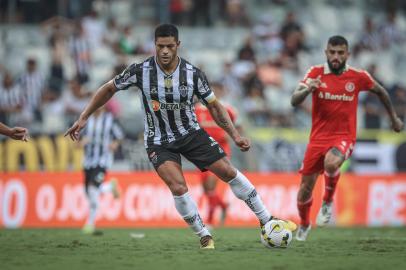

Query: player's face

[155,37,180,67]
[325,44,349,72]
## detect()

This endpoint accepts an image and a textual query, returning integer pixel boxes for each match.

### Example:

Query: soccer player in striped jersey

[291,36,404,241]
[65,24,296,249]
[79,104,124,234]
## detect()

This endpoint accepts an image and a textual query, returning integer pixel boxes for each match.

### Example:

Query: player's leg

[296,143,325,240]
[296,173,319,241]
[99,176,120,199]
[316,147,345,226]
[206,158,296,231]
[202,171,227,226]
[83,167,105,234]
[154,159,213,249]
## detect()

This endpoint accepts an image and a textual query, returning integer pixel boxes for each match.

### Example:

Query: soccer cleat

[200,235,215,249]
[111,178,120,199]
[295,225,311,241]
[261,217,297,232]
[82,224,95,235]
[316,201,332,227]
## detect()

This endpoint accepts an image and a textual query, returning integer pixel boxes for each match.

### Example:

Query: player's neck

[156,56,180,75]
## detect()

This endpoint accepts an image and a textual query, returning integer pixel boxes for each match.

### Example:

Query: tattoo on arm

[291,84,311,106]
[208,101,238,139]
[370,82,396,120]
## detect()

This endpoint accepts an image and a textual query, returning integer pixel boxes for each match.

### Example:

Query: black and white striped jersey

[113,56,216,147]
[0,84,25,110]
[83,111,124,169]
[17,71,45,110]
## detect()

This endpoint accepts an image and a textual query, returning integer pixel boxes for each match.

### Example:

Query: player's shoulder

[180,57,204,75]
[307,64,324,72]
[347,65,368,74]
[304,64,324,76]
[347,65,374,82]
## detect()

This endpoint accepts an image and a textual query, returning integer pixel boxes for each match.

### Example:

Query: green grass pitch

[1,227,405,270]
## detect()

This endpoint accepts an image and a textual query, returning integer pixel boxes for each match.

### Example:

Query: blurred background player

[0,122,29,141]
[195,81,238,227]
[291,35,404,241]
[79,102,124,234]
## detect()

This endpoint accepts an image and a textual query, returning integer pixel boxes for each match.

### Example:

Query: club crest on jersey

[345,82,355,92]
[179,84,189,97]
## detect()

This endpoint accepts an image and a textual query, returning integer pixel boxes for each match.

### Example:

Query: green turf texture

[1,227,405,270]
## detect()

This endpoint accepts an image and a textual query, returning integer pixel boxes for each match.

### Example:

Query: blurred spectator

[353,16,381,57]
[242,86,271,126]
[62,78,91,125]
[238,36,256,62]
[280,11,305,51]
[69,21,92,84]
[170,0,193,25]
[18,58,45,123]
[191,0,211,26]
[0,71,28,126]
[225,0,250,27]
[391,84,406,125]
[81,9,106,49]
[379,10,404,48]
[118,25,139,55]
[103,18,121,51]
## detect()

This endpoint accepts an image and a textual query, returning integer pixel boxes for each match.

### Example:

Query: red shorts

[299,139,354,175]
[200,141,230,182]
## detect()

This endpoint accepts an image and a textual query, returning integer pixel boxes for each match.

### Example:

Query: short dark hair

[155,24,179,42]
[328,35,349,47]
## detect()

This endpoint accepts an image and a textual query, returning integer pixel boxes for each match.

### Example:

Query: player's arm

[64,80,116,141]
[290,75,321,106]
[0,122,29,141]
[369,81,404,132]
[206,99,250,151]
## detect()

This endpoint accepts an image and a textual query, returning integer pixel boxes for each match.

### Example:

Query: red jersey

[195,102,237,144]
[301,63,375,143]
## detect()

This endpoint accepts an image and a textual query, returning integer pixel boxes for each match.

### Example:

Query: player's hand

[10,127,29,141]
[234,136,250,152]
[64,118,87,141]
[306,75,322,92]
[391,116,404,132]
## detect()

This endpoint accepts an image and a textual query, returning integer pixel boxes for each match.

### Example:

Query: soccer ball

[260,219,293,248]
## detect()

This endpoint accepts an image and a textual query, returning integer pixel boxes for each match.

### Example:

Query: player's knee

[324,162,339,174]
[218,166,237,182]
[169,183,188,196]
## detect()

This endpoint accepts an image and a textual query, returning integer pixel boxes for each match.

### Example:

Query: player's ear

[177,40,181,47]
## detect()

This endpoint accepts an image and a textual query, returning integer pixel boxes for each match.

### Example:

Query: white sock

[173,192,211,238]
[86,185,100,226]
[228,170,271,224]
[100,182,112,194]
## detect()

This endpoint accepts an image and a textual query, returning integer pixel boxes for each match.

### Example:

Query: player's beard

[327,59,346,74]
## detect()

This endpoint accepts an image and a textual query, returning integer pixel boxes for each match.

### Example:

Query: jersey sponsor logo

[318,92,354,101]
[151,100,189,111]
[345,82,355,92]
